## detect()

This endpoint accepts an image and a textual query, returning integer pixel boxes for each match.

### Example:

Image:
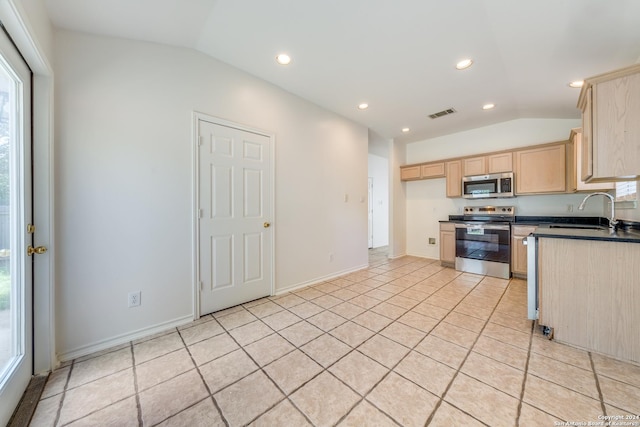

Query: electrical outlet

[128,291,141,308]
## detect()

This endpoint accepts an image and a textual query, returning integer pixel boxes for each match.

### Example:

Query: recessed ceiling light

[275,54,291,65]
[358,103,369,110]
[456,59,474,70]
[482,103,495,110]
[569,80,584,88]
[402,128,410,133]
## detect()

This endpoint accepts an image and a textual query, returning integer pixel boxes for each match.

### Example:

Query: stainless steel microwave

[462,172,514,198]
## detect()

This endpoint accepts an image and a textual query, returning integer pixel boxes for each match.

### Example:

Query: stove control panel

[463,206,515,216]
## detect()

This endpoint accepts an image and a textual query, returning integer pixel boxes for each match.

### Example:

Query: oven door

[454,223,511,279]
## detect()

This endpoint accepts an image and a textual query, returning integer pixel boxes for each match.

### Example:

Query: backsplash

[453,192,607,217]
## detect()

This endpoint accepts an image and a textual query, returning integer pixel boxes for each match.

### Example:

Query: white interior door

[0,28,33,425]
[198,118,273,315]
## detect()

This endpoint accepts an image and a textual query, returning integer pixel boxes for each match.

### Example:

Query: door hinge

[27,224,35,234]
[199,209,203,218]
[200,281,204,291]
[198,136,204,146]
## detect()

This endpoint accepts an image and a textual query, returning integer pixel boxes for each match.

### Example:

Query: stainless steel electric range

[451,206,515,279]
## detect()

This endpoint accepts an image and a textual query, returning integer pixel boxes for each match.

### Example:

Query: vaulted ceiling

[45,0,640,143]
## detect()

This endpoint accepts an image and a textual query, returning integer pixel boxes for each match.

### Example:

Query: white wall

[389,140,407,258]
[403,118,613,259]
[368,154,389,248]
[54,30,368,358]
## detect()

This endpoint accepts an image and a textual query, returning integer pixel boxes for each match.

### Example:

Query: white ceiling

[45,0,640,143]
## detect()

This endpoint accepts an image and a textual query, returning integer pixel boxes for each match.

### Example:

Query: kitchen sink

[546,224,607,230]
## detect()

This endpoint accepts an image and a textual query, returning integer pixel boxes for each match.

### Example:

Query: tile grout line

[52,359,74,426]
[318,259,446,425]
[176,321,230,427]
[424,276,513,426]
[589,352,608,417]
[325,271,480,426]
[514,317,536,427]
[129,341,144,427]
[314,264,458,424]
[213,309,318,426]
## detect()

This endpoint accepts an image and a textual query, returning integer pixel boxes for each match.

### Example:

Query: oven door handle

[454,223,511,231]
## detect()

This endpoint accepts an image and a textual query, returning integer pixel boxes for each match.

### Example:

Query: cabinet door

[400,166,421,181]
[593,73,640,179]
[488,152,513,173]
[463,157,487,176]
[515,144,567,194]
[445,160,462,197]
[511,235,528,275]
[511,226,536,276]
[439,224,456,265]
[581,87,593,182]
[574,129,614,191]
[421,162,445,178]
[440,231,455,264]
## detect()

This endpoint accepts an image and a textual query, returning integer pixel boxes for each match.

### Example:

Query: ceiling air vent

[428,108,456,119]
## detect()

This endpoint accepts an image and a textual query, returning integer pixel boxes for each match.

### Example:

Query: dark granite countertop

[514,215,607,226]
[532,224,640,243]
[443,214,640,243]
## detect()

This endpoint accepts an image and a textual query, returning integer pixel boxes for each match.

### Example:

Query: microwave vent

[428,108,457,119]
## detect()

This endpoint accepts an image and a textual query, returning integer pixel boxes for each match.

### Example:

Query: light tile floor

[29,254,640,426]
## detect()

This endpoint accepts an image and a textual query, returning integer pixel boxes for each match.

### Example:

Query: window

[615,180,637,208]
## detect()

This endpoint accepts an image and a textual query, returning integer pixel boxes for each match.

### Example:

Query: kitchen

[403,64,640,363]
[3,0,640,425]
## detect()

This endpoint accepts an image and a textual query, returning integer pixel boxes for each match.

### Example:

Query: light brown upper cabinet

[463,157,487,176]
[400,162,445,181]
[578,64,640,182]
[515,143,567,194]
[462,153,512,176]
[421,162,445,178]
[570,128,614,192]
[400,165,421,181]
[445,160,462,197]
[488,152,513,173]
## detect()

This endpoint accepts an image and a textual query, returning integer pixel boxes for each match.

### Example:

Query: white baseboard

[57,314,194,363]
[387,251,407,259]
[405,252,438,260]
[275,263,369,295]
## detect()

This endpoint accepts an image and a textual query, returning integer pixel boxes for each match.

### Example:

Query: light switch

[344,194,348,202]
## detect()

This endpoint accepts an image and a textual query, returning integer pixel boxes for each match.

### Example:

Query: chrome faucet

[578,192,618,230]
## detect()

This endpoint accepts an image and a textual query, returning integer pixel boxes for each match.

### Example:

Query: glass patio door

[0,27,33,426]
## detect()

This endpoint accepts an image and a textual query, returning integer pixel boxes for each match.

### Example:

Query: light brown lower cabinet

[538,237,640,364]
[511,225,536,278]
[439,222,456,266]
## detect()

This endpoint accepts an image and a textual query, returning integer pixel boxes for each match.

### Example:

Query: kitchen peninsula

[532,224,640,364]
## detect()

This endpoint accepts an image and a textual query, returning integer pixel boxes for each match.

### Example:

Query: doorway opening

[368,132,389,264]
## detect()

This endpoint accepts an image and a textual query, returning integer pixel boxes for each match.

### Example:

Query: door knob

[27,245,48,256]
[263,222,271,228]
